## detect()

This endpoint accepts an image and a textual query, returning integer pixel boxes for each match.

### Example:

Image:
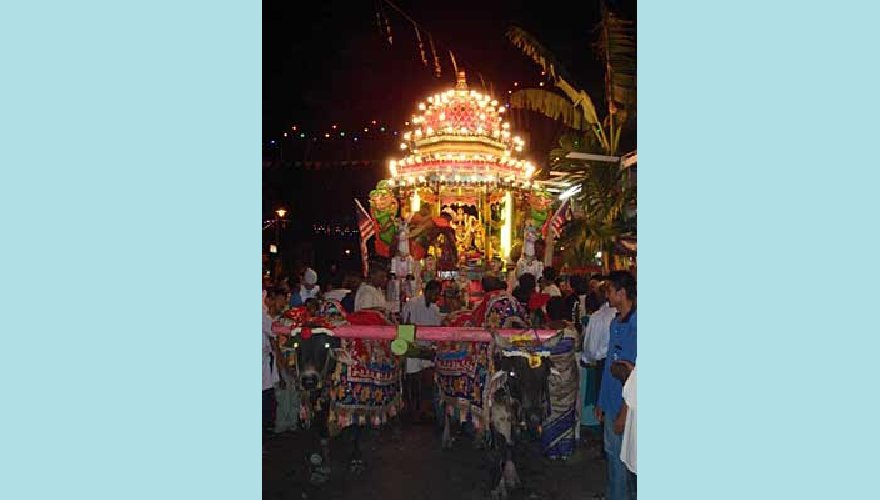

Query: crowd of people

[262,261,636,500]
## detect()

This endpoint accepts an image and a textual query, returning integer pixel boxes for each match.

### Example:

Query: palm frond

[505,27,572,81]
[510,89,594,132]
[596,6,636,122]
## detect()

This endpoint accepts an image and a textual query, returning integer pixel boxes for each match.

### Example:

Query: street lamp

[273,207,287,278]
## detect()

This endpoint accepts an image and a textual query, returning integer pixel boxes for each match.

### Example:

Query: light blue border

[3,1,880,498]
[641,1,880,498]
[1,1,260,498]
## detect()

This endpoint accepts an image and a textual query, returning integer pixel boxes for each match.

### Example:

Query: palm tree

[506,2,635,272]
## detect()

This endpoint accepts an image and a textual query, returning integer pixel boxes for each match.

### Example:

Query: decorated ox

[282,326,345,484]
[485,329,574,500]
[277,305,401,484]
[435,293,530,451]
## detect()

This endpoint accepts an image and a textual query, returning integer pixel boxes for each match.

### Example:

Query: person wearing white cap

[290,267,320,307]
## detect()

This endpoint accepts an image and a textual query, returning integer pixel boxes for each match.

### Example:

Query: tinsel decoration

[449,50,458,75]
[375,3,392,46]
[384,10,393,45]
[429,35,441,78]
[414,24,427,66]
[374,3,383,37]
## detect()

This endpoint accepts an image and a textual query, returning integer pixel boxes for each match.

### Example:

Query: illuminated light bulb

[427,96,434,103]
[460,126,468,134]
[364,128,369,132]
[498,107,505,113]
[445,126,453,133]
[439,174,446,181]
[405,121,410,126]
[426,126,434,135]
[419,176,426,183]
[415,155,422,163]
[503,122,510,129]
[389,160,398,177]
[340,132,345,137]
[502,131,511,139]
[332,124,337,129]
[418,103,426,111]
[283,132,287,137]
[454,174,461,182]
[439,112,446,121]
[404,132,411,140]
[539,82,545,87]
[491,100,498,106]
[476,126,484,134]
[324,133,330,138]
[513,82,519,87]
[400,142,407,150]
[480,113,487,120]
[515,146,523,152]
[414,130,422,138]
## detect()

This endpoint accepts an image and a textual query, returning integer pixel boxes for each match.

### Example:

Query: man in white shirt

[401,280,442,422]
[354,267,388,312]
[584,284,616,366]
[262,289,281,432]
[291,268,320,307]
[323,275,349,302]
[581,282,615,455]
[611,360,636,499]
[541,267,562,297]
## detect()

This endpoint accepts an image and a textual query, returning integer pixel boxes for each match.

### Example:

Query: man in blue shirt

[595,271,637,500]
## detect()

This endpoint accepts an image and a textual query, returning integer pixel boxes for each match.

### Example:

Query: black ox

[282,328,369,484]
[484,331,564,500]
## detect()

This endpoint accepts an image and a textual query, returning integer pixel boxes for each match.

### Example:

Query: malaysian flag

[542,198,574,239]
[354,198,375,277]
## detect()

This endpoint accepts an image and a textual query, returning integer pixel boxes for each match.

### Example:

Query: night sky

[263,0,635,272]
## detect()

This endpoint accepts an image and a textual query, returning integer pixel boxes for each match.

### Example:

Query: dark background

[262,0,635,278]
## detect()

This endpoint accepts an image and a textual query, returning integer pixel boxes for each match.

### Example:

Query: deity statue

[396,217,410,257]
[392,217,419,306]
[516,221,544,282]
[523,220,538,259]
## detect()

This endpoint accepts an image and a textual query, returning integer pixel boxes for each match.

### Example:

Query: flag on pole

[354,198,376,277]
[542,198,573,239]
